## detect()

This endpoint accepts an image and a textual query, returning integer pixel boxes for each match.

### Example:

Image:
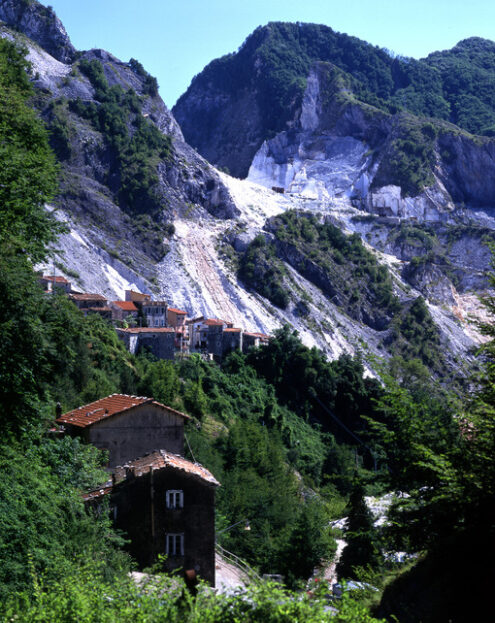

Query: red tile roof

[56,394,190,428]
[113,301,138,312]
[224,328,242,333]
[168,308,187,315]
[42,275,70,283]
[116,327,175,334]
[82,486,113,502]
[204,319,225,326]
[115,450,220,486]
[70,293,107,301]
[244,332,270,339]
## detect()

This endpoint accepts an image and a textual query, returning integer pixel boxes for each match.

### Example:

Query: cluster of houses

[39,274,269,362]
[40,271,273,588]
[56,393,220,585]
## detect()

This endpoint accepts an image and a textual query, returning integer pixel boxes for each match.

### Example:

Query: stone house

[116,327,175,360]
[125,290,151,305]
[84,450,219,585]
[221,328,243,358]
[167,308,189,352]
[242,332,270,353]
[143,301,168,328]
[68,293,113,319]
[110,300,138,323]
[56,394,190,468]
[188,317,234,359]
[39,274,72,293]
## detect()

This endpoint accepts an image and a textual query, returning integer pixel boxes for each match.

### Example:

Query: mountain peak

[0,0,75,63]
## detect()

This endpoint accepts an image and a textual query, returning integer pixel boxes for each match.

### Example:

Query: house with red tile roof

[39,274,72,293]
[167,307,187,328]
[187,317,235,359]
[110,300,138,323]
[56,394,190,468]
[84,449,219,585]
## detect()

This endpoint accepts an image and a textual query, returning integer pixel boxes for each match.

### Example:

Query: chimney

[55,402,62,419]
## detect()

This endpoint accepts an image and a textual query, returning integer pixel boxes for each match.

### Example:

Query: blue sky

[42,0,494,108]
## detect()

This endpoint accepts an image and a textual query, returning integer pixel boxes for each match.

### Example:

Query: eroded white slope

[38,209,151,299]
[42,169,480,371]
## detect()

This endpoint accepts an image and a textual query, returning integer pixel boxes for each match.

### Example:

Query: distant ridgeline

[174,23,495,176]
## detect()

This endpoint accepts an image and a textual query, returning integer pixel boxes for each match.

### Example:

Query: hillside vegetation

[237,212,449,378]
[0,38,385,619]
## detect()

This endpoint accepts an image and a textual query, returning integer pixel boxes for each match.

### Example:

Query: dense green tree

[0,442,128,601]
[337,481,381,580]
[0,39,60,261]
[0,253,48,434]
[281,498,336,587]
[248,325,381,446]
[138,358,181,407]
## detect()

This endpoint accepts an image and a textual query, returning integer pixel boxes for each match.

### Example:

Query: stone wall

[111,466,216,585]
[83,404,185,467]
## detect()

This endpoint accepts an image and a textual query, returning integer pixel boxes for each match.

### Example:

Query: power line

[313,395,377,471]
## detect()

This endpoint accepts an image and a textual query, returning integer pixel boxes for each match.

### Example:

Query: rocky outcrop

[437,131,495,207]
[402,261,457,306]
[0,0,75,63]
[245,64,495,234]
[0,17,238,269]
[174,79,265,178]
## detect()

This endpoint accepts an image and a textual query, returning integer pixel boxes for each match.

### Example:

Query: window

[166,533,184,556]
[166,489,184,509]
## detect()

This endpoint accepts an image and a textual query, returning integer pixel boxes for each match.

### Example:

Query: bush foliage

[70,58,171,216]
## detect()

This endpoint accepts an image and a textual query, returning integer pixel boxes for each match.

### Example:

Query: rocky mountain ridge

[0,0,74,62]
[1,1,491,380]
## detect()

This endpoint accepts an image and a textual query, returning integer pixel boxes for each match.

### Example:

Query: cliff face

[0,2,237,285]
[0,0,75,62]
[246,62,495,223]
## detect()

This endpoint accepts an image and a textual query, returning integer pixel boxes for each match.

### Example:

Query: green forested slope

[182,23,495,136]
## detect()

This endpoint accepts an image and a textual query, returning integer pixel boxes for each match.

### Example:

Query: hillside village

[39,273,270,362]
[38,274,273,589]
